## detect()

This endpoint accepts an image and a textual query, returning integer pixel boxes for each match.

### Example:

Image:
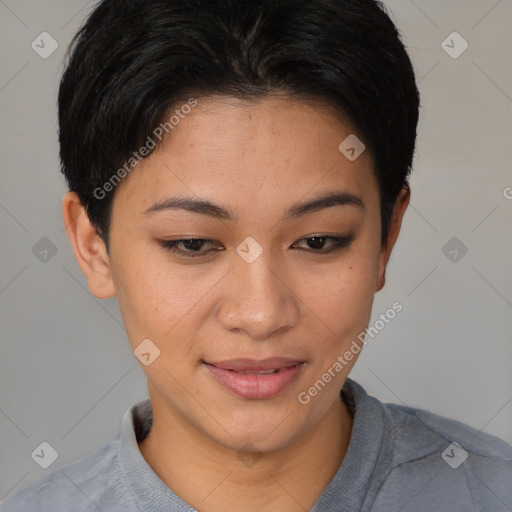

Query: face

[68,95,407,453]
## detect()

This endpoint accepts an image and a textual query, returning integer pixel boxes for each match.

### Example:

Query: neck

[139,394,352,512]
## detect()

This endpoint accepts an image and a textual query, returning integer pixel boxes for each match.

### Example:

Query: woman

[3,0,511,510]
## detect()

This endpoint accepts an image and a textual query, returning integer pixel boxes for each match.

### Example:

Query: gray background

[1,0,511,500]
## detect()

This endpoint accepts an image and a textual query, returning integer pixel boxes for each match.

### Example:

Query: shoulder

[377,397,512,510]
[344,379,512,510]
[384,399,512,462]
[0,440,133,512]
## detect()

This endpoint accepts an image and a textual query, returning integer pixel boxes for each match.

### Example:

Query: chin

[209,408,307,452]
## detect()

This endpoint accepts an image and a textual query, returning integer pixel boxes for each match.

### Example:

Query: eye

[158,238,223,258]
[158,234,354,259]
[291,235,354,253]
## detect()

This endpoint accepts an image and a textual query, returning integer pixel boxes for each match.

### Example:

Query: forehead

[112,95,378,218]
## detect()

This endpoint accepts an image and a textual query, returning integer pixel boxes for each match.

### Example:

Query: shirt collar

[118,378,388,512]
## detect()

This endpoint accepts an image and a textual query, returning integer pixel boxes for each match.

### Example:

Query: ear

[62,191,116,299]
[376,185,410,292]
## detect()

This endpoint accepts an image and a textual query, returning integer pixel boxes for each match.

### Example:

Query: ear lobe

[62,191,116,299]
[377,271,386,292]
[376,185,410,292]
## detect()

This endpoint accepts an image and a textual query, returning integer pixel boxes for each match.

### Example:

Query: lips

[206,358,303,372]
[203,358,305,399]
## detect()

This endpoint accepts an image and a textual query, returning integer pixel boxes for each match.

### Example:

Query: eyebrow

[143,190,365,220]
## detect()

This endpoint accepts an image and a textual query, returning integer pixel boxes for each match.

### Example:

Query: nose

[216,250,300,341]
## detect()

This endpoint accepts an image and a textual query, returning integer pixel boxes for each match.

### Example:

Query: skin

[63,95,409,512]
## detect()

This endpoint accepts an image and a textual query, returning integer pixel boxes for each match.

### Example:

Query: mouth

[203,358,305,399]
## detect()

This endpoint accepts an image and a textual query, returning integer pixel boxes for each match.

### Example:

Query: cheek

[309,244,379,300]
[112,244,228,353]
[300,248,379,348]
[109,247,183,347]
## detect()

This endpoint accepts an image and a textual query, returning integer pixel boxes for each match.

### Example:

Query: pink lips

[204,358,305,399]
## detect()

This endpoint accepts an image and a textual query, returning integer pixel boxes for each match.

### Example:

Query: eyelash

[158,235,354,259]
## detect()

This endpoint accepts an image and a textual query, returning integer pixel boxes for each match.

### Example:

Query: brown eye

[158,239,223,258]
[292,235,354,252]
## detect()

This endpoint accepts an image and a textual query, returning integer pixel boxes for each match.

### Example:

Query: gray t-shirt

[2,378,511,511]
